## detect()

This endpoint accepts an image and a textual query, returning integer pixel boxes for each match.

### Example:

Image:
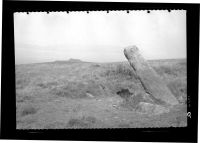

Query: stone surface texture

[124,45,178,106]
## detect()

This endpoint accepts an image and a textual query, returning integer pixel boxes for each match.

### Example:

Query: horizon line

[15,58,186,66]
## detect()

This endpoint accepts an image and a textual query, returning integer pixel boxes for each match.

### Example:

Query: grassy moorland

[16,59,187,129]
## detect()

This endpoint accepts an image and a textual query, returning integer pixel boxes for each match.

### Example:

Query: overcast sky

[14,10,186,64]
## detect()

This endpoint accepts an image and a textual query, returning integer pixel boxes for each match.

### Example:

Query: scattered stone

[153,104,170,115]
[135,102,155,113]
[86,92,94,98]
[136,102,169,114]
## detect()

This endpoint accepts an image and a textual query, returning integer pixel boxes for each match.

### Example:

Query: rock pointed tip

[124,45,139,53]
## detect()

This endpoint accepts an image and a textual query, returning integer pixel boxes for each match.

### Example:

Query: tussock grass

[17,95,32,103]
[167,78,187,104]
[16,78,30,89]
[16,59,187,128]
[67,116,97,128]
[72,105,81,113]
[37,81,58,89]
[67,118,89,128]
[44,121,66,129]
[20,104,38,116]
[102,63,136,78]
[118,123,131,128]
[51,82,87,98]
[51,80,104,98]
[153,65,178,77]
[152,60,186,78]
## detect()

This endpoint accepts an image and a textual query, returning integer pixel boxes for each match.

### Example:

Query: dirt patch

[116,88,133,99]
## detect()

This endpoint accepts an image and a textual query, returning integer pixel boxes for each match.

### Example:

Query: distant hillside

[51,58,88,64]
[68,58,83,63]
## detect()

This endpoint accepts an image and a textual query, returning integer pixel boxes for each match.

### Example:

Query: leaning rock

[124,45,178,106]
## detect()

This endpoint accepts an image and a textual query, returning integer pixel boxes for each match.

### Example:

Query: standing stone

[124,45,178,106]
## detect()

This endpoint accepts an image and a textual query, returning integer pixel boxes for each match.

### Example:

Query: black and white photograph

[14,10,187,129]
